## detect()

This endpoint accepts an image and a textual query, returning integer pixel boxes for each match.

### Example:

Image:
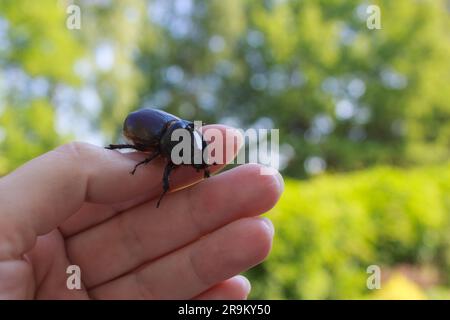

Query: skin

[0,125,283,299]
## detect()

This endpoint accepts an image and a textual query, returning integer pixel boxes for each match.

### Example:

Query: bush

[246,164,450,299]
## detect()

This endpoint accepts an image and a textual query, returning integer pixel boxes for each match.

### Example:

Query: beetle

[106,108,213,208]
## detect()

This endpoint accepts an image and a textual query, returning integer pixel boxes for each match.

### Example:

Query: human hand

[0,125,283,299]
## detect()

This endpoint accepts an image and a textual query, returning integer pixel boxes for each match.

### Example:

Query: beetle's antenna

[106,144,138,150]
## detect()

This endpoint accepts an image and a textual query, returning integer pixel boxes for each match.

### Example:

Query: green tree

[0,0,83,175]
[2,0,449,177]
[134,0,450,176]
[247,164,450,299]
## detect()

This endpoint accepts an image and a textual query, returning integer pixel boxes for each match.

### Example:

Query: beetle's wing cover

[124,108,180,147]
[144,108,181,135]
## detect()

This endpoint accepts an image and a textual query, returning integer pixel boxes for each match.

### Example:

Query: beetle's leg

[156,162,175,208]
[106,144,141,150]
[130,151,159,175]
[203,161,217,178]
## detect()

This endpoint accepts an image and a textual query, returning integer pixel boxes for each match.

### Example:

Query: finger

[0,125,240,259]
[90,217,273,299]
[194,276,251,300]
[67,164,283,287]
[58,164,224,237]
[0,260,33,299]
[59,124,242,237]
[25,231,89,299]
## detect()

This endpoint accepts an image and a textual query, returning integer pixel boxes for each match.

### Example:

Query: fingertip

[234,275,252,299]
[218,164,284,214]
[202,124,243,165]
[194,275,251,300]
[231,217,275,265]
[261,217,275,237]
[251,217,275,262]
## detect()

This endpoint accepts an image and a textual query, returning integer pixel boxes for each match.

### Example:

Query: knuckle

[51,141,98,182]
[55,141,92,161]
[119,213,146,261]
[189,249,211,287]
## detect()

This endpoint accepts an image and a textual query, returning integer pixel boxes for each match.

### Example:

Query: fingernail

[236,275,251,296]
[274,171,284,194]
[261,217,274,236]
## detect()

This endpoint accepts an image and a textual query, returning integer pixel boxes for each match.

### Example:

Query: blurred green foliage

[0,100,61,173]
[1,0,449,176]
[247,164,450,299]
[0,0,449,299]
[134,0,450,177]
[0,0,83,174]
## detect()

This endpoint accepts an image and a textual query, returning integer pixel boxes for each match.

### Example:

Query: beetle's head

[122,112,151,146]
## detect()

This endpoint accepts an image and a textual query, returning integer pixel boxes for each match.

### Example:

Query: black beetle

[106,108,213,208]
